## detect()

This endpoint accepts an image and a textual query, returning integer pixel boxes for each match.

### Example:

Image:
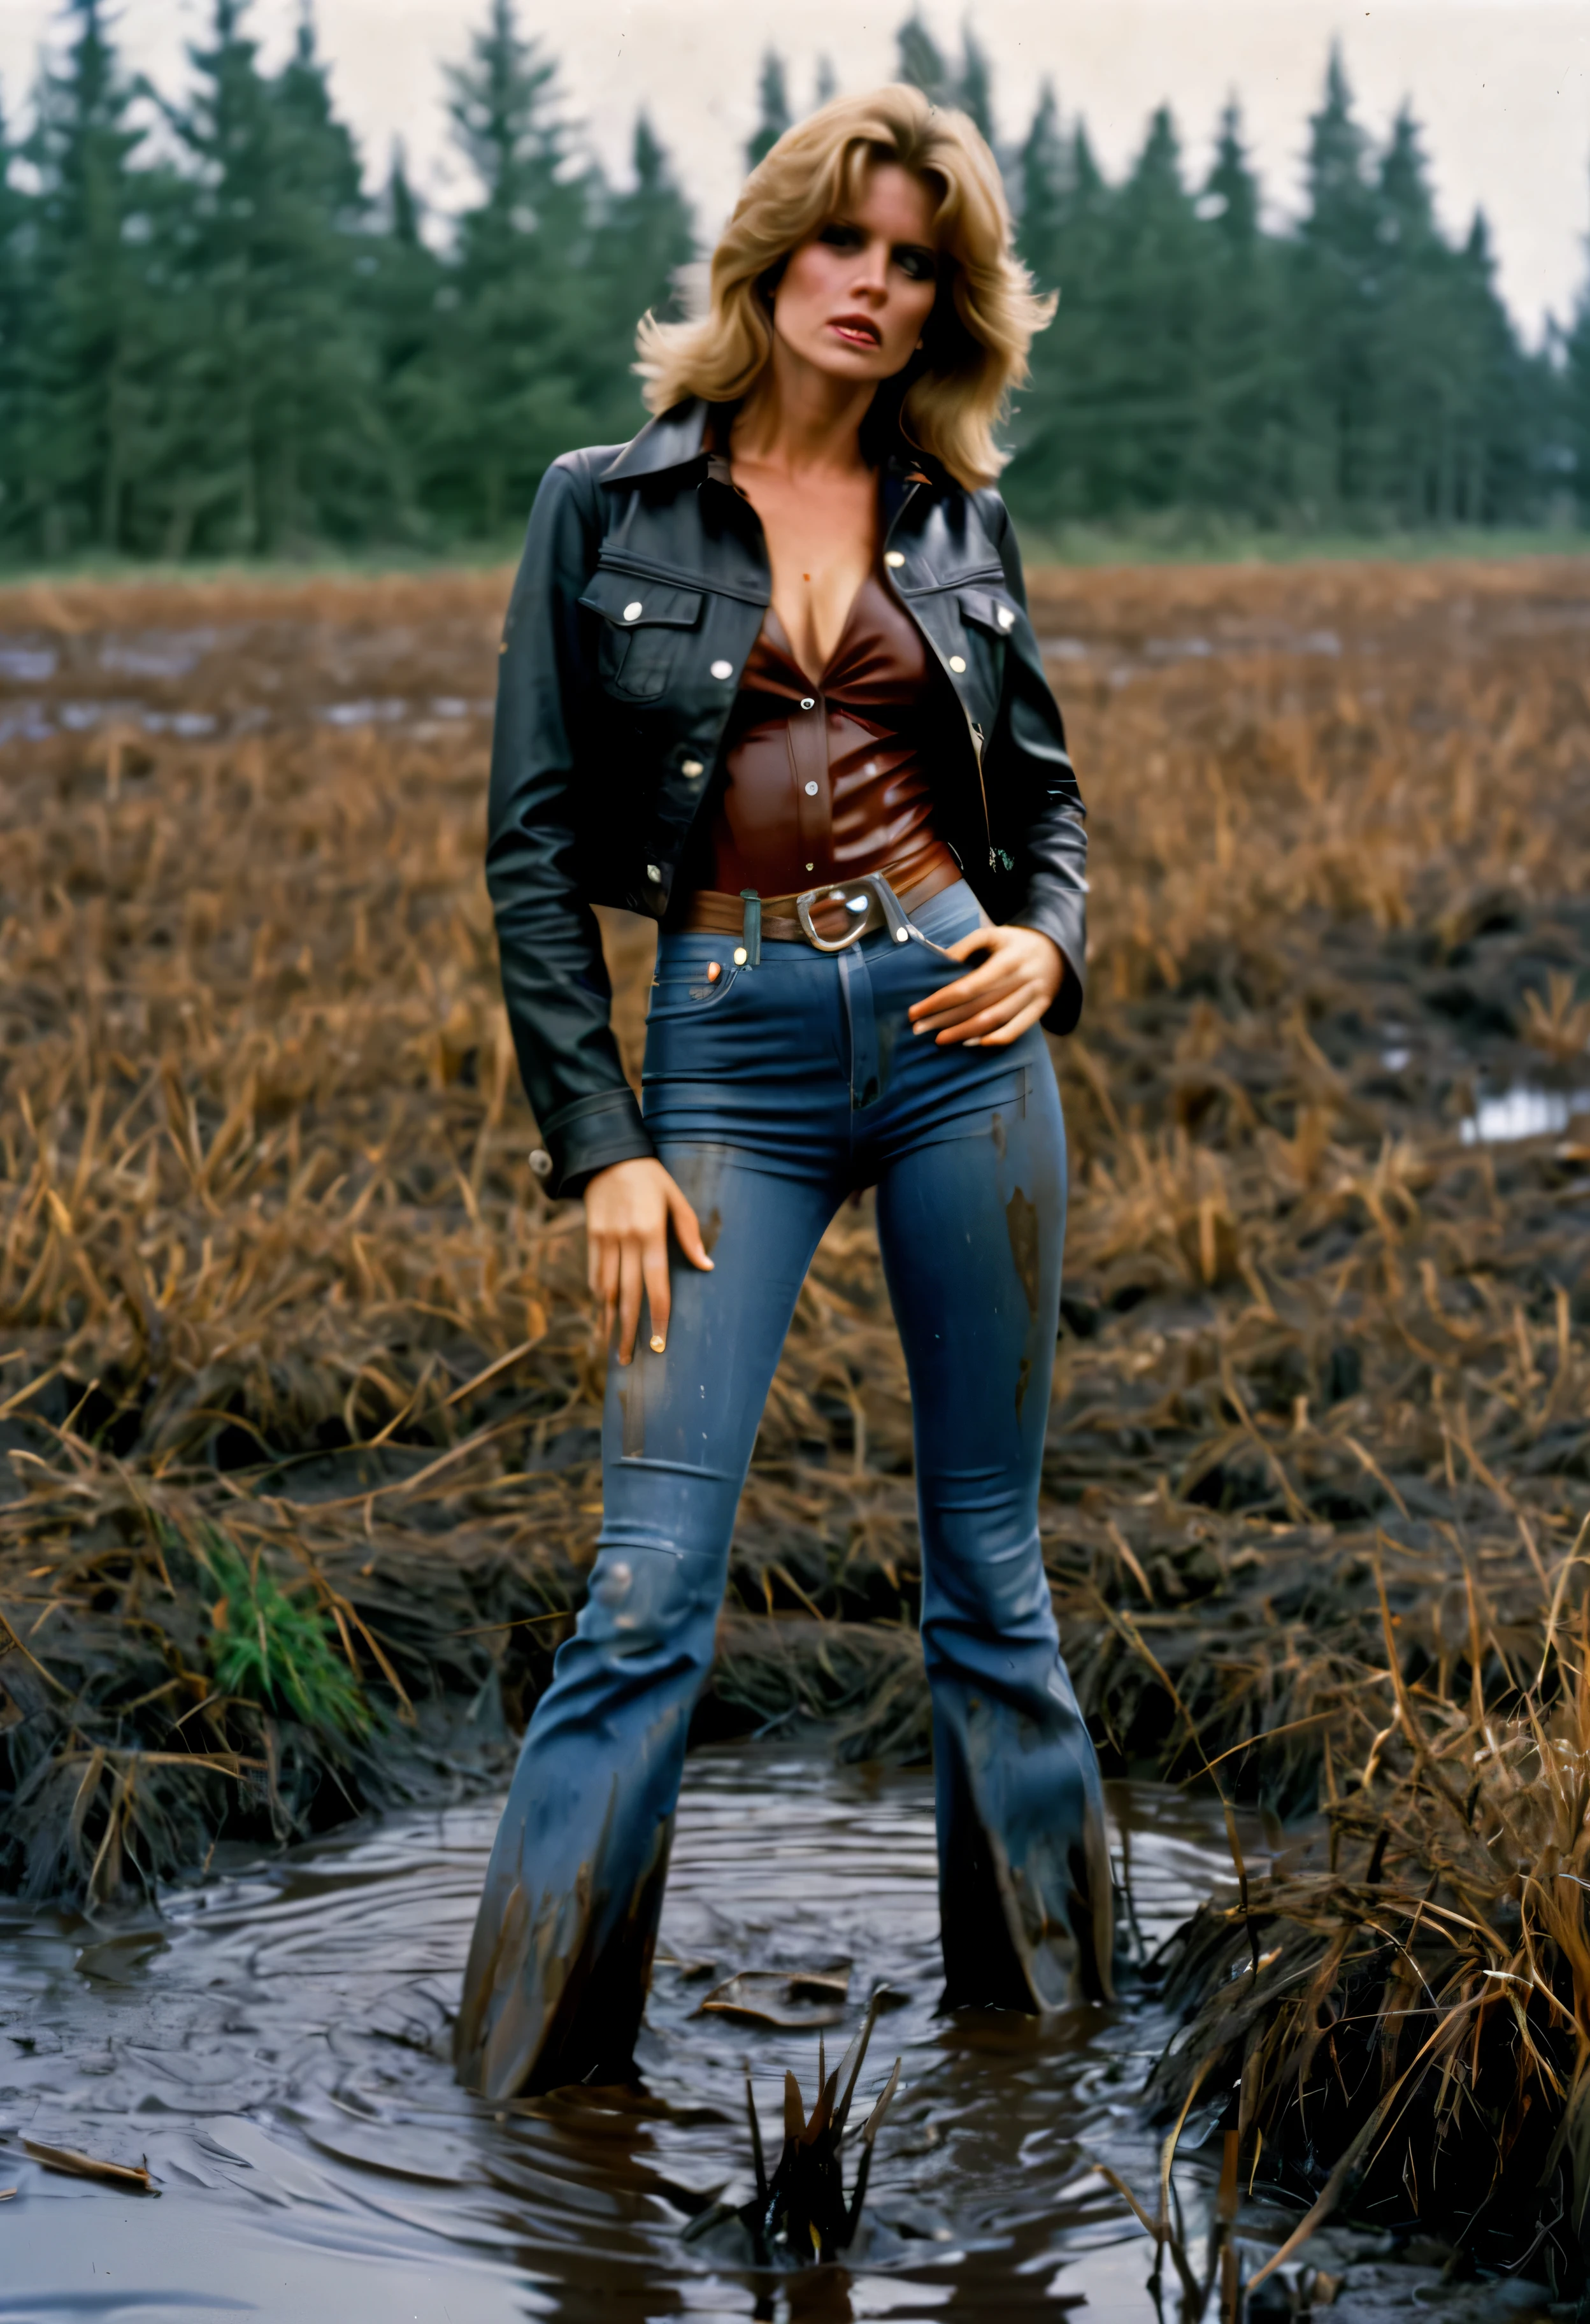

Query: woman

[456,85,1110,2103]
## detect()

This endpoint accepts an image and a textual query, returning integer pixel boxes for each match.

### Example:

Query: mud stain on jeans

[1005,1185,1040,1317]
[1005,1185,1042,1417]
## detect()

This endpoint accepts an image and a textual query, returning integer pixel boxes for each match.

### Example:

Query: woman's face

[770,162,941,387]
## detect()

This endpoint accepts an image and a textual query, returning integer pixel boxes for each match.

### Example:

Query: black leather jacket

[486,399,1087,1196]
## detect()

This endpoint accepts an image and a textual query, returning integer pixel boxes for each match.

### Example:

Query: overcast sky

[1,0,1586,340]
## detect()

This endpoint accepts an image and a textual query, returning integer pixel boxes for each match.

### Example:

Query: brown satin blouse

[689,565,959,901]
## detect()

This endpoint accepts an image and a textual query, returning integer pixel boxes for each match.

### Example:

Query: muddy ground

[3,556,1589,2316]
[0,555,1587,1883]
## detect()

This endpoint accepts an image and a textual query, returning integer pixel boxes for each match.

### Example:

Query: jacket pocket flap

[580,569,705,629]
[957,587,1021,638]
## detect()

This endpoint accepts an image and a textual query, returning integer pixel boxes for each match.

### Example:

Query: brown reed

[1,557,1587,1921]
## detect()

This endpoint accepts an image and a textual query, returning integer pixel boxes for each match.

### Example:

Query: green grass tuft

[196,1530,371,1739]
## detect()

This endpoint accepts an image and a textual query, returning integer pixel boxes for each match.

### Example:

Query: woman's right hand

[584,1158,714,1365]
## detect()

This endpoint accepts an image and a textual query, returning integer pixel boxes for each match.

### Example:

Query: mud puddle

[0,1746,1265,2321]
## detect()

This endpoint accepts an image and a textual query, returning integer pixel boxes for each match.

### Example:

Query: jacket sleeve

[485,457,658,1198]
[984,493,1089,1036]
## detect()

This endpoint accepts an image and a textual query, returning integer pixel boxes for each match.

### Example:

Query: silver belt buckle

[796,872,914,952]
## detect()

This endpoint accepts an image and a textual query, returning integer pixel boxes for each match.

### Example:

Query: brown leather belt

[676,852,961,947]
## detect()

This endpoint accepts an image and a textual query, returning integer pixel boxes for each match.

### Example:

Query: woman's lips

[829,317,882,348]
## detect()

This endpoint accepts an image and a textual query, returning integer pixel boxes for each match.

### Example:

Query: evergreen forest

[0,0,1586,563]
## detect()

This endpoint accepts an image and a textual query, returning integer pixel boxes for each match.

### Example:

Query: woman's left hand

[908,923,1066,1047]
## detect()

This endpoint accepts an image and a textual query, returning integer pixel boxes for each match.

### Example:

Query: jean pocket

[645,966,743,1020]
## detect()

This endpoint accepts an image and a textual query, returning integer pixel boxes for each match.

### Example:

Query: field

[2,554,1590,2276]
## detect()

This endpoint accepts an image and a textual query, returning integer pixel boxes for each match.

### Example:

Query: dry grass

[1,557,1587,1919]
[1150,1537,1590,2297]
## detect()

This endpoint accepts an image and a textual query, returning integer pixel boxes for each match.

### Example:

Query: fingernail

[650,1334,666,1354]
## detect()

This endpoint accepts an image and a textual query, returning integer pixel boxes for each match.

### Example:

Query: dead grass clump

[1152,1527,1590,2296]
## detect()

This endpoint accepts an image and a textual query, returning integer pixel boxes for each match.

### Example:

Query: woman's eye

[818,222,863,250]
[894,247,936,282]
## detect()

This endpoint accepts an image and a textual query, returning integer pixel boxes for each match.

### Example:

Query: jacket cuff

[1012,896,1086,1036]
[537,1087,656,1201]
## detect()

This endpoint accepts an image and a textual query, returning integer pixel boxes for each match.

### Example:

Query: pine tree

[954,26,994,142]
[1450,210,1551,524]
[1005,109,1115,522]
[585,111,694,440]
[0,83,34,549]
[1566,196,1590,523]
[1368,104,1461,522]
[746,50,791,168]
[1110,108,1213,508]
[418,0,591,536]
[1015,80,1067,285]
[13,1,154,556]
[1293,45,1383,518]
[1194,99,1291,518]
[896,12,949,106]
[275,0,363,217]
[152,0,391,554]
[813,57,838,109]
[367,140,443,525]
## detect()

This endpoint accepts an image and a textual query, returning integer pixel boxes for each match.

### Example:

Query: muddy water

[0,1748,1263,2322]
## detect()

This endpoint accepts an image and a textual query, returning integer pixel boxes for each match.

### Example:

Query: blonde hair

[636,85,1054,491]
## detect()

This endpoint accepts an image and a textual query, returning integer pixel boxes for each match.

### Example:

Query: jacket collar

[599,399,714,484]
[600,396,941,492]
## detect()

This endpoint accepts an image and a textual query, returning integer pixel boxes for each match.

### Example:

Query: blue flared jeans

[456,881,1112,2099]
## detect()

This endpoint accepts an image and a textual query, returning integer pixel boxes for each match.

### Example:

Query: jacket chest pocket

[956,586,1022,701]
[580,569,705,703]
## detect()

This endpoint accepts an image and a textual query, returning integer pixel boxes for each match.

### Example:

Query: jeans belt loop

[739,889,762,966]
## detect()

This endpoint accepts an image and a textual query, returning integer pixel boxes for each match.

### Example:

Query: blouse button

[682,758,704,777]
[623,600,643,621]
[803,780,819,796]
[710,659,733,680]
[949,655,967,673]
[884,550,905,568]
[645,863,661,882]
[799,696,815,711]
[998,606,1015,629]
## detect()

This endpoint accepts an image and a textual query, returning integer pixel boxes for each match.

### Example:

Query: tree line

[0,0,1585,563]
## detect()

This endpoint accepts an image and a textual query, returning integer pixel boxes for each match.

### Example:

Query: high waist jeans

[456,881,1112,2100]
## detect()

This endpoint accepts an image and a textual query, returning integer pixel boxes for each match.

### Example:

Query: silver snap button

[799,696,815,711]
[710,659,733,680]
[884,550,905,568]
[623,600,643,621]
[528,1149,552,1178]
[949,655,967,674]
[803,780,819,796]
[682,757,704,777]
[998,606,1014,629]
[733,945,748,965]
[645,863,661,881]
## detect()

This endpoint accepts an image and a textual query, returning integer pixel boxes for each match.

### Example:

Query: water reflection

[1461,1084,1590,1144]
[0,1747,1257,2321]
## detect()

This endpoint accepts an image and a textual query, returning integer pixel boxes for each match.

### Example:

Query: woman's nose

[850,241,890,298]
